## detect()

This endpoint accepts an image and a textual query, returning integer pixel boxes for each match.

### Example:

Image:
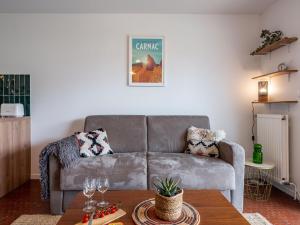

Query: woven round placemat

[10,214,61,225]
[132,198,200,225]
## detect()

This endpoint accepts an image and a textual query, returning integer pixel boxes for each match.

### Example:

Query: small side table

[244,160,275,201]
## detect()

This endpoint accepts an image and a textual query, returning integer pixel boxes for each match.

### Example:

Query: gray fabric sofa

[49,115,245,214]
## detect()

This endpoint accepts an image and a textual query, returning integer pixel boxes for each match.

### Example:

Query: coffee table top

[57,190,249,225]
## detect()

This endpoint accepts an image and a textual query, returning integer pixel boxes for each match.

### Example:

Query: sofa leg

[50,191,64,215]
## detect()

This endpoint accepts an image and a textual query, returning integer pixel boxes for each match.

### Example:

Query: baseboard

[31,173,40,180]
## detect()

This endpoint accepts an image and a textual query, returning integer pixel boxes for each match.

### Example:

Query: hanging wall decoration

[128,36,164,86]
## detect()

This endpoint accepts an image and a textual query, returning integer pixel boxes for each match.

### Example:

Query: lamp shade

[258,81,268,102]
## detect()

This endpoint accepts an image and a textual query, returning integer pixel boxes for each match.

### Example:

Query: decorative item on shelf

[0,74,31,116]
[258,81,268,102]
[261,29,283,46]
[278,63,288,71]
[153,177,183,221]
[253,143,263,164]
[251,29,283,55]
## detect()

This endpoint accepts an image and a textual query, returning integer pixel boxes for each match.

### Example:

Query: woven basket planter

[154,189,183,221]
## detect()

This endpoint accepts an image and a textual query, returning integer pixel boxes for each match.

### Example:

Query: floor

[244,188,300,225]
[0,181,49,225]
[0,181,300,225]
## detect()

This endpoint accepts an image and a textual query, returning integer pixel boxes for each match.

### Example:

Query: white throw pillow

[186,126,226,158]
[75,128,113,157]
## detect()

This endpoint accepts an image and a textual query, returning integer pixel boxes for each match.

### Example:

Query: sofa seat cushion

[148,153,235,190]
[60,152,147,190]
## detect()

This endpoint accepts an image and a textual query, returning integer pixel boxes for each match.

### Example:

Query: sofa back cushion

[147,116,210,153]
[84,115,147,153]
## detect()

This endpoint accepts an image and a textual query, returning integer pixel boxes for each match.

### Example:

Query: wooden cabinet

[0,117,31,197]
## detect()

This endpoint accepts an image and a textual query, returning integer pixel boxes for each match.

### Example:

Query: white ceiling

[0,0,277,14]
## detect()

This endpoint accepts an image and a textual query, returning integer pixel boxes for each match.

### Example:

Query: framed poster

[128,36,164,86]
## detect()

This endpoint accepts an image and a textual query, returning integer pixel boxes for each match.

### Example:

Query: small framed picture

[128,36,165,86]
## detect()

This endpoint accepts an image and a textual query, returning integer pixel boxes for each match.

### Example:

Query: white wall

[260,0,300,194]
[0,14,260,178]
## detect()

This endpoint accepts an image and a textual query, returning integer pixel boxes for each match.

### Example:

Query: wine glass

[96,176,110,207]
[85,177,97,205]
[83,177,96,212]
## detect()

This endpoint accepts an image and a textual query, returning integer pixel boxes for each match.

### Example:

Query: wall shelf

[251,37,298,55]
[252,100,298,104]
[251,69,298,79]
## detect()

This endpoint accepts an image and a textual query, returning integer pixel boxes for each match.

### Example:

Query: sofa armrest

[49,155,63,214]
[218,140,245,212]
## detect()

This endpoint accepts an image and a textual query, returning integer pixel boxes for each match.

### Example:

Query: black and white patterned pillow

[185,126,226,158]
[75,128,113,157]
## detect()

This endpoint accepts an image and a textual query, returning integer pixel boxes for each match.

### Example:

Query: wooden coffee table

[57,190,249,225]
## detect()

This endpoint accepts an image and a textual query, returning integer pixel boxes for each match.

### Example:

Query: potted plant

[153,177,183,221]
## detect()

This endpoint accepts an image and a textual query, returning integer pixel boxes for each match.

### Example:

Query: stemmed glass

[96,176,110,207]
[83,177,96,212]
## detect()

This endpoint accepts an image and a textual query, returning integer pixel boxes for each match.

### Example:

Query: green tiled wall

[0,74,31,116]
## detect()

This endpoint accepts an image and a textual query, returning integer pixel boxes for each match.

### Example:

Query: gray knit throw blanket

[39,135,80,200]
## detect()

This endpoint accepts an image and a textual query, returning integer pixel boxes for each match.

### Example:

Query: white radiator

[257,114,289,182]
